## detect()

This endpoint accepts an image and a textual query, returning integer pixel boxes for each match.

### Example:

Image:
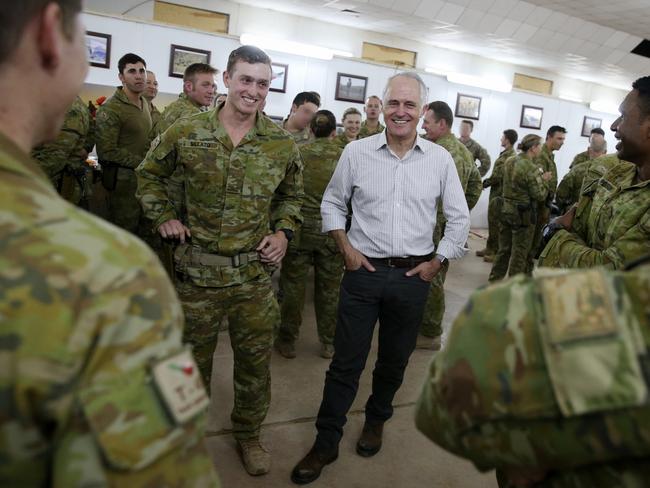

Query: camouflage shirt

[501,153,548,207]
[159,93,204,133]
[483,147,515,201]
[460,136,491,177]
[96,87,152,169]
[534,143,558,196]
[0,131,219,487]
[334,132,355,149]
[555,157,592,213]
[435,133,482,210]
[32,96,90,184]
[539,157,649,269]
[150,102,163,135]
[358,120,384,139]
[416,262,650,486]
[136,105,304,287]
[283,119,313,145]
[570,150,589,169]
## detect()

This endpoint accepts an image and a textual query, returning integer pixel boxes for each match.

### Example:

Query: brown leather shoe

[483,254,495,263]
[291,444,338,485]
[476,248,487,257]
[356,422,384,457]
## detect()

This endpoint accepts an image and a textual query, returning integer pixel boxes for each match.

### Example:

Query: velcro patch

[152,349,210,424]
[178,140,220,149]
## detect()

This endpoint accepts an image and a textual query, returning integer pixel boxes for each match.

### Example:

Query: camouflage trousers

[527,204,550,273]
[176,274,278,440]
[489,222,536,281]
[419,262,449,338]
[278,244,344,346]
[485,196,502,255]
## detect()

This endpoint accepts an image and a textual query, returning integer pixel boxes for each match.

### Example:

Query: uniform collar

[0,130,53,186]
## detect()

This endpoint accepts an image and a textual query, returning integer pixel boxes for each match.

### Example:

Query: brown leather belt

[368,254,433,268]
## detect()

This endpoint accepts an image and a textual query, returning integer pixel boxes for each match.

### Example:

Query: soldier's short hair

[546,125,567,138]
[503,129,518,146]
[0,0,81,65]
[632,76,650,118]
[461,120,474,130]
[590,127,605,136]
[427,101,453,127]
[311,110,336,138]
[118,53,146,74]
[366,95,382,105]
[342,107,361,121]
[226,45,271,74]
[292,92,321,109]
[183,63,218,83]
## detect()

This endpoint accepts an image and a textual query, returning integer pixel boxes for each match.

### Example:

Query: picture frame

[86,31,111,69]
[270,63,288,93]
[168,44,211,79]
[335,73,368,104]
[454,93,481,120]
[520,105,544,130]
[581,116,602,137]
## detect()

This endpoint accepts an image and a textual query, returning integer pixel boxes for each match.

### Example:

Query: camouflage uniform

[0,131,219,487]
[283,119,313,145]
[489,153,548,281]
[416,261,650,487]
[150,102,163,135]
[482,147,516,256]
[528,144,558,272]
[357,120,384,139]
[554,157,591,214]
[278,138,344,347]
[539,157,649,270]
[136,105,303,440]
[32,96,92,206]
[421,133,482,338]
[570,150,589,169]
[96,87,152,237]
[334,133,355,148]
[461,136,492,177]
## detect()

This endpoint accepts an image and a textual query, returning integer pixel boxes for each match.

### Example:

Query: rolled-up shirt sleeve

[437,154,470,260]
[321,145,352,233]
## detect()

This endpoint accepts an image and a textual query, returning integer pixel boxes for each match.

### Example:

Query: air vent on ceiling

[631,39,650,59]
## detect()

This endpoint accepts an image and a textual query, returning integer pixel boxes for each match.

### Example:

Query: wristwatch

[278,228,294,242]
[538,222,565,256]
[434,254,448,266]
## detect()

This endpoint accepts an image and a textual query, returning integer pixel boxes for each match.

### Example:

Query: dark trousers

[315,263,431,449]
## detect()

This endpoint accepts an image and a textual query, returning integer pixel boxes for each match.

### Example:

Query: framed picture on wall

[520,105,543,130]
[581,116,602,137]
[85,31,111,69]
[168,44,211,78]
[455,93,481,120]
[270,63,288,93]
[335,73,368,104]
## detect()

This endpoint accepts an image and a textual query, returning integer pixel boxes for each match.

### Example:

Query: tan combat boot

[320,343,334,359]
[476,248,487,257]
[237,438,271,476]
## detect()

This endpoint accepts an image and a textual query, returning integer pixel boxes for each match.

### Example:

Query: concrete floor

[204,232,498,488]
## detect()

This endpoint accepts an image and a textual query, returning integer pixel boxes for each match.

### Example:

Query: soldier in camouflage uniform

[334,107,362,146]
[136,45,304,476]
[0,2,219,486]
[554,132,607,214]
[477,129,518,260]
[419,101,482,349]
[96,53,152,239]
[489,135,551,281]
[416,256,650,487]
[358,95,384,139]
[569,127,605,169]
[32,95,93,206]
[527,125,565,272]
[539,77,650,271]
[144,70,162,134]
[282,91,320,145]
[276,110,344,360]
[459,119,491,176]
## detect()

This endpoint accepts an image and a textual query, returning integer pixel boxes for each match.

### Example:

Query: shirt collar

[374,130,429,153]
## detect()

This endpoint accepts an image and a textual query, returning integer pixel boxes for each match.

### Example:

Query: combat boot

[237,438,271,476]
[416,334,442,351]
[320,343,334,359]
[275,340,296,359]
[483,254,495,263]
[476,248,487,257]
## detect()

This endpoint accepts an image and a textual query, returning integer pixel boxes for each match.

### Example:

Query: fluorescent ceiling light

[446,72,512,93]
[558,93,584,103]
[240,33,352,60]
[589,100,620,115]
[425,66,451,76]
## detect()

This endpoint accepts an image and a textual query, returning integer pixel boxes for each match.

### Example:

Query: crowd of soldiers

[3,1,650,486]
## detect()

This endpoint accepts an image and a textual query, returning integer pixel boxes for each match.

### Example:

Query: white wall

[81,11,623,227]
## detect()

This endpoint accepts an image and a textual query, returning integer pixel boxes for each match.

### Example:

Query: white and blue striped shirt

[321,131,470,260]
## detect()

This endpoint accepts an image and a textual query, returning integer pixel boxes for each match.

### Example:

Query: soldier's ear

[222,70,230,88]
[38,2,67,72]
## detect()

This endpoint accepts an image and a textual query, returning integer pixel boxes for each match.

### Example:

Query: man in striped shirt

[291,72,470,485]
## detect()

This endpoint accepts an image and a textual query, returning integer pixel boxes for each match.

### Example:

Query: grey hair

[589,133,607,153]
[382,71,428,109]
